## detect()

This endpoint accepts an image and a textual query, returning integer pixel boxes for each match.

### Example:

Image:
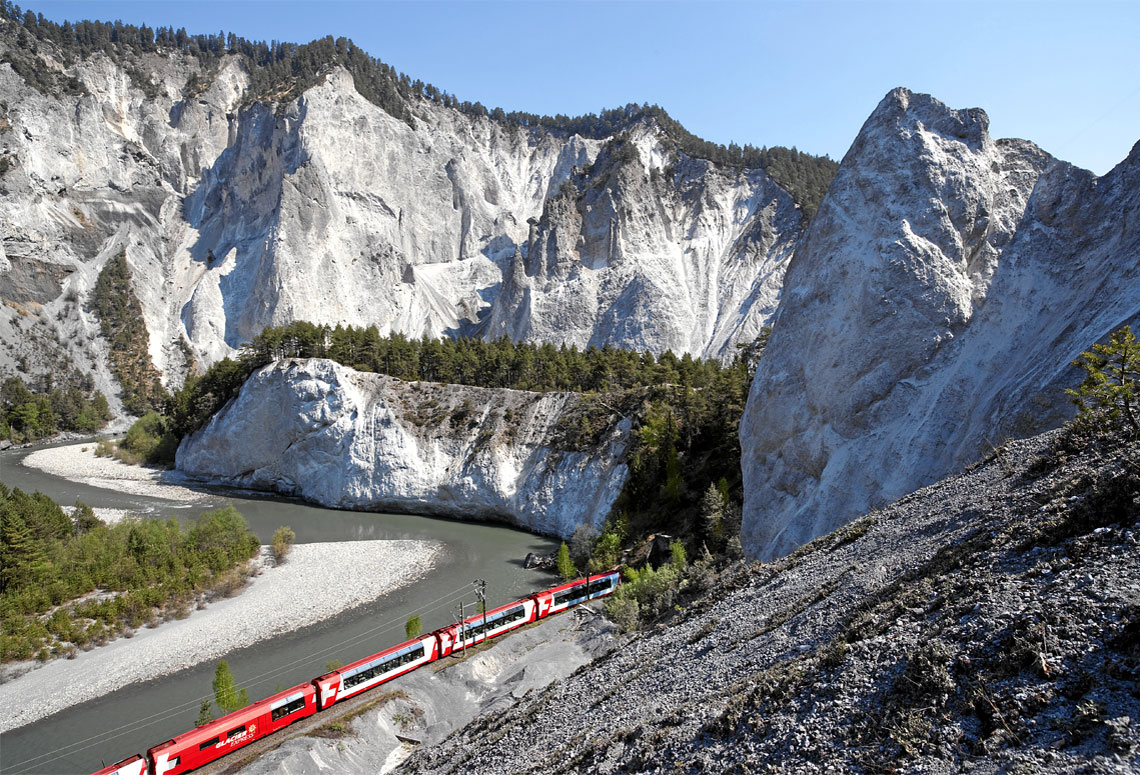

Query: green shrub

[116,411,178,466]
[588,530,622,573]
[670,539,687,571]
[271,525,296,564]
[605,596,640,632]
[604,562,682,630]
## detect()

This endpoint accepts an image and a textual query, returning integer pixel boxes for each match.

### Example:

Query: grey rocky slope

[0,17,801,402]
[176,358,633,538]
[404,428,1140,774]
[741,88,1140,560]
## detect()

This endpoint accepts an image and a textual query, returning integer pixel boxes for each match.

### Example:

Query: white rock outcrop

[176,359,632,538]
[740,88,1140,559]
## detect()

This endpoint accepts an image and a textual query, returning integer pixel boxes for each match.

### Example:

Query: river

[0,440,558,774]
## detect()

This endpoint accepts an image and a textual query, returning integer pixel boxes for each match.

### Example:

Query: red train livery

[144,683,316,774]
[90,571,620,775]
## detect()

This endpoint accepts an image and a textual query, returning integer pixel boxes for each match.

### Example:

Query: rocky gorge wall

[740,88,1140,559]
[0,20,801,406]
[176,358,632,538]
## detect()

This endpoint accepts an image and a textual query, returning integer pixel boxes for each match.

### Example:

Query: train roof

[89,754,144,775]
[146,682,313,755]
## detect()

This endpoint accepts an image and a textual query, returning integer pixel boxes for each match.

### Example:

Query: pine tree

[0,503,43,593]
[556,542,576,581]
[405,615,422,639]
[699,483,724,549]
[196,698,214,727]
[212,660,249,715]
[1067,325,1139,436]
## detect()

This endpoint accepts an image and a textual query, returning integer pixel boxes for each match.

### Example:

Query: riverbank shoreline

[20,442,207,502]
[0,539,443,734]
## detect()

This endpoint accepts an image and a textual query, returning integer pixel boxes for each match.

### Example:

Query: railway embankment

[0,539,441,734]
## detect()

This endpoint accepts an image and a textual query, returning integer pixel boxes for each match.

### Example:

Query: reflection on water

[0,441,559,774]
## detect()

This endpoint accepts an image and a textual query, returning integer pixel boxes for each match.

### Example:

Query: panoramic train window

[460,606,525,642]
[553,584,586,606]
[271,696,307,721]
[198,737,219,750]
[226,725,246,739]
[343,645,426,689]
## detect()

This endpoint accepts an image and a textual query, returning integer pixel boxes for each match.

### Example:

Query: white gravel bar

[0,540,442,733]
[21,442,207,501]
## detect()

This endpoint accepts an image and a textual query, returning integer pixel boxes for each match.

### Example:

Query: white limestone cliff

[176,359,632,538]
[483,124,800,356]
[740,88,1140,559]
[0,24,800,407]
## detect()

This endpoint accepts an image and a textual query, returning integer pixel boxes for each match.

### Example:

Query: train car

[533,571,620,619]
[313,632,438,710]
[436,596,538,658]
[145,682,316,774]
[90,754,147,775]
[90,572,620,775]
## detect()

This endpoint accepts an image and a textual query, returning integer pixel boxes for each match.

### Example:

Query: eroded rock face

[484,125,800,357]
[0,41,245,407]
[740,88,1140,559]
[0,26,800,407]
[176,359,632,538]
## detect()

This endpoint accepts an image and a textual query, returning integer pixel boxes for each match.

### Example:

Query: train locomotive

[91,571,619,775]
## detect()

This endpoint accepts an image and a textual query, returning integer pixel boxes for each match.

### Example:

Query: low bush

[604,539,697,631]
[114,411,178,466]
[271,526,295,564]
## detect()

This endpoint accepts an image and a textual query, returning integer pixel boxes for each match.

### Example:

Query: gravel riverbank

[20,442,207,502]
[0,539,442,733]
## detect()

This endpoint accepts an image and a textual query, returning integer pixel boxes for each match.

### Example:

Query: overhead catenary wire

[5,580,484,772]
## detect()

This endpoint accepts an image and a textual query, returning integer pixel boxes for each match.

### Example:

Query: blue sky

[16,0,1140,174]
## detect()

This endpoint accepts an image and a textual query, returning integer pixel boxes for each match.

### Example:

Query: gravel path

[21,443,208,501]
[0,540,442,733]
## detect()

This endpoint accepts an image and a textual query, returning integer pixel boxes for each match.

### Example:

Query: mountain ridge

[739,87,1140,559]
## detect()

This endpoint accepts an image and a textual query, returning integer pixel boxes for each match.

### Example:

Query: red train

[91,571,619,775]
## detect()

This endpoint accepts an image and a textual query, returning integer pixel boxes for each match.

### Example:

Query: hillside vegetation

[0,371,110,443]
[90,251,168,416]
